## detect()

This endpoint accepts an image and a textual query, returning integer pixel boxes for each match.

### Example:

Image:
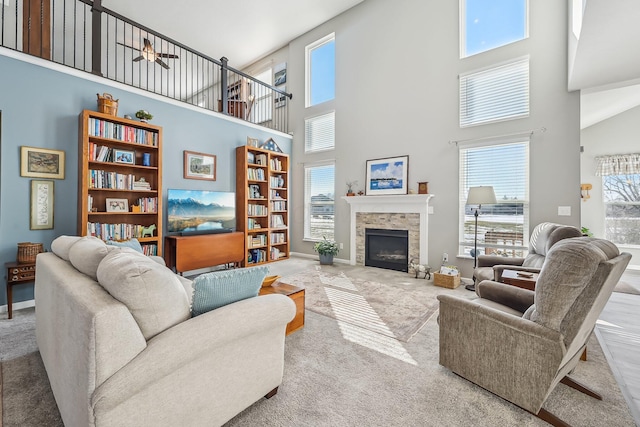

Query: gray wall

[272,0,580,277]
[0,53,291,307]
[581,105,640,267]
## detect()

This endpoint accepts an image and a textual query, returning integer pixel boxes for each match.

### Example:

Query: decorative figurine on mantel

[346,180,358,196]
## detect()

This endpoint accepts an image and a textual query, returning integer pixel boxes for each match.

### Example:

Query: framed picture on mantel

[365,155,409,196]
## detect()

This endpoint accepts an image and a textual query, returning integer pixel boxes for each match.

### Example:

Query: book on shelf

[247,168,265,181]
[271,214,285,228]
[247,152,255,164]
[270,158,283,171]
[133,178,151,191]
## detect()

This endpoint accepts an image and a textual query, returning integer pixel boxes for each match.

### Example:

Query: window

[306,33,335,107]
[460,57,529,127]
[305,111,335,153]
[596,154,640,245]
[461,0,528,57]
[251,68,272,124]
[304,162,335,241]
[459,140,529,258]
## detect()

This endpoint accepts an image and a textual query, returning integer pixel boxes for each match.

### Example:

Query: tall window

[304,162,335,241]
[306,33,335,107]
[596,154,640,245]
[460,57,529,127]
[305,111,335,153]
[461,0,528,57]
[459,140,529,258]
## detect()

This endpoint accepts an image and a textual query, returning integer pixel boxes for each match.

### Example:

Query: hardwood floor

[596,271,640,425]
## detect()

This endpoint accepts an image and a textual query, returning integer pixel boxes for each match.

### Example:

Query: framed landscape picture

[184,150,216,181]
[365,155,409,195]
[21,146,65,179]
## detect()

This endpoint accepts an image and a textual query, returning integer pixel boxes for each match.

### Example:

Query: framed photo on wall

[365,155,409,195]
[30,180,54,229]
[21,146,65,179]
[184,150,216,181]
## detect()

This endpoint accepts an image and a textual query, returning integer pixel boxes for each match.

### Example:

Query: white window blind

[460,57,529,127]
[305,111,335,153]
[458,140,530,257]
[304,162,335,241]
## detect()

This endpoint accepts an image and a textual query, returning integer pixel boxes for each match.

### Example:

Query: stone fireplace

[342,194,434,267]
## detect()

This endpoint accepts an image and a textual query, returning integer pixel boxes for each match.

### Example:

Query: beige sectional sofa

[35,236,295,427]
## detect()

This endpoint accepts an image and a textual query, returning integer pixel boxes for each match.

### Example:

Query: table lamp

[465,186,497,291]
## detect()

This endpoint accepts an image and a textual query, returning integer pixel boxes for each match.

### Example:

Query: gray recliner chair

[438,237,631,426]
[473,222,583,285]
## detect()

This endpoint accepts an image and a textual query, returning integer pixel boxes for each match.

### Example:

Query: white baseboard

[0,299,35,314]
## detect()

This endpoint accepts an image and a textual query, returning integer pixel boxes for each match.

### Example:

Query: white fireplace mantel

[341,194,435,266]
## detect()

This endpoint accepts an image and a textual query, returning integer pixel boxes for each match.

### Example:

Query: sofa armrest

[477,255,524,268]
[437,294,565,413]
[476,280,534,313]
[92,294,295,417]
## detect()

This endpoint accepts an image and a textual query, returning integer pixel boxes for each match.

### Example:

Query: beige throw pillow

[68,236,110,280]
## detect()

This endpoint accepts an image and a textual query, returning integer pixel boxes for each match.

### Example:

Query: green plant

[313,237,340,256]
[135,110,153,120]
[581,226,593,237]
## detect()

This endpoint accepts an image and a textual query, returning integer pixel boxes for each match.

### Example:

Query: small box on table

[433,272,461,289]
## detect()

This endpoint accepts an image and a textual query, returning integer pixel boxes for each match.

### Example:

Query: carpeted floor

[1,262,637,426]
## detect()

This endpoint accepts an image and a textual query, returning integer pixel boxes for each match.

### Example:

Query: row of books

[136,197,158,213]
[248,204,267,216]
[87,222,149,241]
[88,118,158,146]
[248,234,267,248]
[270,158,284,171]
[271,214,286,228]
[89,169,143,190]
[270,247,285,260]
[271,201,286,211]
[140,244,158,256]
[270,232,286,244]
[247,249,267,264]
[89,143,115,162]
[247,168,266,181]
[270,175,285,188]
[248,218,263,229]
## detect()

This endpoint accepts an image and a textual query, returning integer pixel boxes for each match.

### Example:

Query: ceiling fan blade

[132,55,145,62]
[158,53,179,59]
[143,38,153,51]
[155,58,170,69]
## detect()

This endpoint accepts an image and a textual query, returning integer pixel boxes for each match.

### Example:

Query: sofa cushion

[97,248,190,340]
[106,238,143,253]
[68,236,111,280]
[51,235,82,261]
[192,266,269,316]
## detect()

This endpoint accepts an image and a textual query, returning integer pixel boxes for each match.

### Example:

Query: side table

[501,269,538,291]
[5,261,36,319]
[259,281,305,335]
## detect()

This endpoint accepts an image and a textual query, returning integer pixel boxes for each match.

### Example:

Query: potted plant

[314,237,340,265]
[135,110,153,122]
[346,180,358,196]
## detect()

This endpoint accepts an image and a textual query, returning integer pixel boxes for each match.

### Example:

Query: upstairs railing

[1,0,291,133]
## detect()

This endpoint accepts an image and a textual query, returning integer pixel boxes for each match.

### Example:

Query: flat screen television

[167,189,236,234]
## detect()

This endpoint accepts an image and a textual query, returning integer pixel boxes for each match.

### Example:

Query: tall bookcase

[77,110,163,256]
[236,145,289,266]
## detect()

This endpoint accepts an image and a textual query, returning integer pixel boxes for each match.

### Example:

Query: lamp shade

[466,186,497,205]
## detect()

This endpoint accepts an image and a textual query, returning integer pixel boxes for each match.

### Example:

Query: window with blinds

[459,57,529,127]
[305,111,335,153]
[304,162,335,241]
[458,140,530,258]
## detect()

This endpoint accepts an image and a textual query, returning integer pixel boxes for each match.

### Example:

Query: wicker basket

[433,273,461,289]
[17,242,44,264]
[97,93,119,116]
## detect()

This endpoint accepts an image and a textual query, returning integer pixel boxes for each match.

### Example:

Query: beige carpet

[280,264,459,342]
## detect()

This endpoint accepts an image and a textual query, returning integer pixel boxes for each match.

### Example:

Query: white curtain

[595,153,640,176]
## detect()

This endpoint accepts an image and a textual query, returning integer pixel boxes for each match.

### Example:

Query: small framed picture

[30,180,54,230]
[247,137,260,148]
[21,146,65,179]
[106,198,129,212]
[114,149,135,164]
[365,155,409,195]
[184,150,216,181]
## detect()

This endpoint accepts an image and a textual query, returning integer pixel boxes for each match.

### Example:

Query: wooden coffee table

[501,269,538,291]
[259,281,305,335]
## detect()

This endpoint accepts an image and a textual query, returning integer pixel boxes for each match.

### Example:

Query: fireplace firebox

[365,228,409,272]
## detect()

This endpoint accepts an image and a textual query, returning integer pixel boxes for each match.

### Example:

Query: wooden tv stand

[164,232,244,274]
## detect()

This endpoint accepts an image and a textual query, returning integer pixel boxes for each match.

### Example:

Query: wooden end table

[5,261,37,319]
[259,281,305,335]
[501,269,538,291]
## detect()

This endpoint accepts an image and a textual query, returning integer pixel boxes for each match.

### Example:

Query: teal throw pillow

[191,266,269,316]
[106,238,143,253]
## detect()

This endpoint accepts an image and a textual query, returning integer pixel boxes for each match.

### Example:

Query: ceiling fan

[117,38,178,70]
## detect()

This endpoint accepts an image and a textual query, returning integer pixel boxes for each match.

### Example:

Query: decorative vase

[319,254,334,265]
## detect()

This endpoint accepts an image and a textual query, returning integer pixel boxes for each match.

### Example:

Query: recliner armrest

[476,280,534,314]
[477,255,525,268]
[493,265,541,282]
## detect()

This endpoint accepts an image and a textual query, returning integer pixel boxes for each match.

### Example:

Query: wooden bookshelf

[77,110,163,256]
[236,145,289,266]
